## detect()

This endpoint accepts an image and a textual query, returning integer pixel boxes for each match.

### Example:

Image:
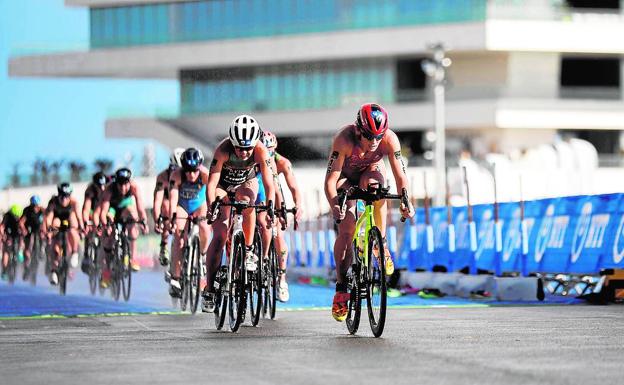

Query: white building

[8,0,624,208]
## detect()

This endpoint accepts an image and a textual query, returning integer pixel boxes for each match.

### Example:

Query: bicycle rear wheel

[228,232,247,332]
[366,227,387,337]
[189,236,201,314]
[248,230,262,326]
[346,242,362,335]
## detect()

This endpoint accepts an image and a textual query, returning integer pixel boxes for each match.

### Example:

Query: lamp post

[421,43,451,206]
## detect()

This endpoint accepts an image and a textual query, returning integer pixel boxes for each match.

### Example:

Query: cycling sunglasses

[360,130,384,141]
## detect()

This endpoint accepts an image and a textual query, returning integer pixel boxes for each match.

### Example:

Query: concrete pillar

[506,52,560,99]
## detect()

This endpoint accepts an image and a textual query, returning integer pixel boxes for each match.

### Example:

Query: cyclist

[324,103,414,321]
[167,147,211,298]
[202,115,277,312]
[99,167,149,287]
[1,204,23,280]
[19,196,45,279]
[81,171,107,273]
[43,183,84,286]
[153,148,184,270]
[257,130,304,302]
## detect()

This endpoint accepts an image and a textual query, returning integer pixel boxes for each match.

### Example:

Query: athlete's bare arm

[168,170,182,221]
[324,128,352,219]
[153,170,168,222]
[99,189,112,226]
[276,155,303,219]
[383,131,414,218]
[71,197,84,230]
[207,142,227,208]
[131,181,148,223]
[256,144,276,207]
[82,189,93,224]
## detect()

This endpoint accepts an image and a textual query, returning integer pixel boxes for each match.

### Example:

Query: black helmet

[57,182,73,197]
[114,168,132,184]
[92,171,107,186]
[181,148,204,172]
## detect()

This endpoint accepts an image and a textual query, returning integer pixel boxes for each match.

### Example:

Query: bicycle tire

[180,247,190,312]
[366,227,387,337]
[248,230,262,326]
[228,231,247,332]
[29,235,40,286]
[121,236,132,301]
[87,241,98,295]
[215,266,227,330]
[7,238,17,284]
[346,242,362,335]
[267,240,278,320]
[58,235,68,296]
[189,236,201,314]
[111,237,121,301]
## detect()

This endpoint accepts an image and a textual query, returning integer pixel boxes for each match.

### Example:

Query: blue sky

[0,0,179,186]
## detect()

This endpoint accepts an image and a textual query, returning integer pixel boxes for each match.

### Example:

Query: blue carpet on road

[0,269,583,319]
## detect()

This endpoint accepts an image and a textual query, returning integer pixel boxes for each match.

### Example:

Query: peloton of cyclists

[167,147,211,298]
[324,103,415,322]
[202,115,278,313]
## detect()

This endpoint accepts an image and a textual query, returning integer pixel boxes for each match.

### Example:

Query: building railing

[90,0,487,49]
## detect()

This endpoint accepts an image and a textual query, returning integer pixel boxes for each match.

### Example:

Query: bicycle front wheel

[248,229,262,326]
[121,237,132,301]
[366,227,387,337]
[87,241,98,295]
[189,236,201,314]
[228,232,247,332]
[263,239,277,320]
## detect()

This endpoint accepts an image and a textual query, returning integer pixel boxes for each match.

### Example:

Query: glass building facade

[180,59,395,114]
[90,0,487,48]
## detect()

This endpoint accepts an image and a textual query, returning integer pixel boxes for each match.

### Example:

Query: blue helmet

[30,195,41,206]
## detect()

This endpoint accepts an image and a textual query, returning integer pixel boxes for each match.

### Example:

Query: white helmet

[169,147,184,167]
[229,115,261,148]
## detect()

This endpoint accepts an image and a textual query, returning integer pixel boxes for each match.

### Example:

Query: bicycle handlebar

[336,184,410,224]
[209,197,274,224]
[276,203,299,231]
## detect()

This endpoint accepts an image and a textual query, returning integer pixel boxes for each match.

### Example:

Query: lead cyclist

[324,103,415,322]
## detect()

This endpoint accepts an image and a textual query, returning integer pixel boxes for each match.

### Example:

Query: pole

[434,72,446,207]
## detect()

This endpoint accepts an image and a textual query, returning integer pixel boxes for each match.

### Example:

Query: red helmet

[356,103,388,139]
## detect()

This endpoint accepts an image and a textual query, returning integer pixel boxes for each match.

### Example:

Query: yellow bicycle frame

[352,202,376,269]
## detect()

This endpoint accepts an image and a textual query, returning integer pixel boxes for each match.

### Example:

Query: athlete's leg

[236,178,259,249]
[159,199,171,264]
[122,205,141,271]
[172,205,190,280]
[334,178,357,286]
[257,210,271,259]
[359,161,387,236]
[205,188,228,293]
[359,161,393,275]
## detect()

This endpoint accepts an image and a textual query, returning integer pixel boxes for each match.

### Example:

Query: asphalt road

[1,305,622,385]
